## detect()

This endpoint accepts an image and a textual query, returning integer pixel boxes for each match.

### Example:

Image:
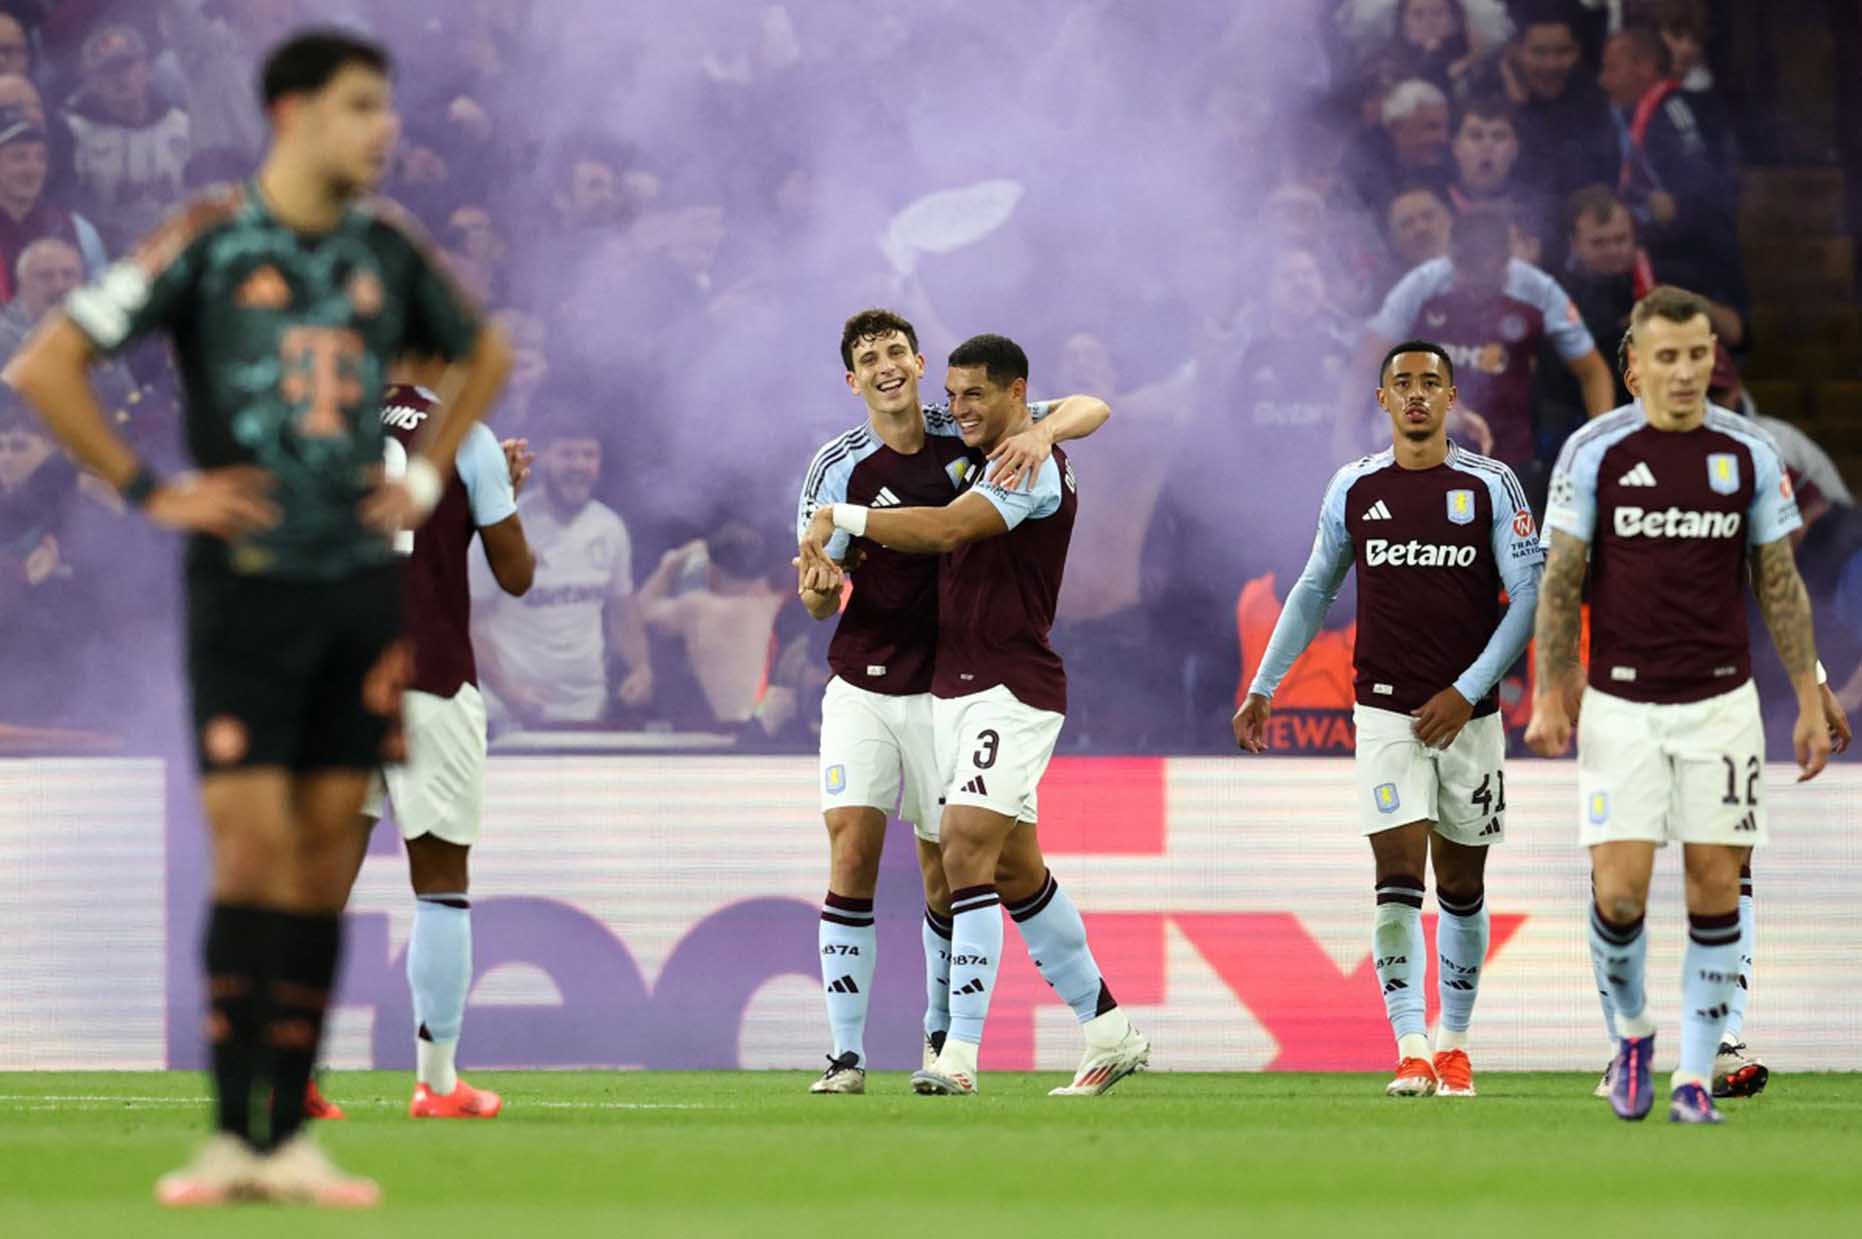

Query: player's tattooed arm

[1752,537,1819,687]
[1753,536,1836,781]
[1532,530,1588,694]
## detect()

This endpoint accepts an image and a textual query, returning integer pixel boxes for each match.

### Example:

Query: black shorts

[186,563,405,773]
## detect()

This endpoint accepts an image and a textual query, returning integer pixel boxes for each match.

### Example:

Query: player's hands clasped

[1232,693,1272,753]
[986,423,1055,492]
[798,506,841,580]
[145,466,280,541]
[1411,686,1474,749]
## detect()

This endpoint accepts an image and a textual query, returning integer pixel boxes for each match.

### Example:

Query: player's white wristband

[832,504,869,538]
[1816,659,1828,686]
[404,455,443,518]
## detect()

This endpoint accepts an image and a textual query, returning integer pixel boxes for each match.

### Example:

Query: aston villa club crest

[1374,782,1401,814]
[1498,314,1527,343]
[1707,453,1740,495]
[1446,489,1475,525]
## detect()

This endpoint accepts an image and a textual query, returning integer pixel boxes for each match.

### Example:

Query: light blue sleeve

[1248,470,1356,700]
[972,454,1063,529]
[1746,434,1804,547]
[1453,468,1543,704]
[1542,432,1602,544]
[1367,259,1441,341]
[798,437,855,561]
[923,403,962,439]
[1517,262,1597,362]
[456,423,517,528]
[926,400,1055,440]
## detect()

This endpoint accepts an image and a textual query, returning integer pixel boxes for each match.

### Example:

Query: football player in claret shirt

[1580,324,1851,1106]
[4,30,511,1205]
[801,333,1151,1098]
[1528,286,1830,1125]
[1235,340,1542,1099]
[795,310,1134,1094]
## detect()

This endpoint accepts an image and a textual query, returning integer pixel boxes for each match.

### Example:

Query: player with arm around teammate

[794,309,1121,1093]
[801,333,1150,1098]
[1531,287,1831,1124]
[1235,340,1543,1099]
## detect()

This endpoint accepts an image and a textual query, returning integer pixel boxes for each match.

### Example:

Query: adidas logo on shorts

[960,775,989,796]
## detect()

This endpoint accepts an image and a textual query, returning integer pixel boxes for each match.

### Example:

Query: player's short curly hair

[839,309,918,373]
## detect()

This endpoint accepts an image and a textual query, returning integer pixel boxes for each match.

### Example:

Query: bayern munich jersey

[1251,443,1543,716]
[379,384,516,698]
[1542,402,1802,705]
[796,401,1055,697]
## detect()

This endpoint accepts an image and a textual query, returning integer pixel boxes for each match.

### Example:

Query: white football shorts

[933,683,1065,827]
[362,683,488,846]
[818,676,943,840]
[1353,703,1507,845]
[1577,680,1767,847]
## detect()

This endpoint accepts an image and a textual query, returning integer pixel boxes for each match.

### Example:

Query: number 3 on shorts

[972,729,999,770]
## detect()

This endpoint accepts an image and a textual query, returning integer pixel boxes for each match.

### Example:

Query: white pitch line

[0,1094,720,1111]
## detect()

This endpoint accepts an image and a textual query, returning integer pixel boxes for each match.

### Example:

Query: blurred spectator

[1463,1,1617,205]
[489,307,550,437]
[1707,353,1852,515]
[1380,181,1454,290]
[444,202,508,304]
[60,22,191,254]
[0,72,77,202]
[635,522,793,735]
[159,0,298,162]
[1445,96,1550,248]
[1354,207,1614,485]
[1334,0,1513,91]
[1347,78,1452,211]
[1654,0,1735,164]
[0,10,27,81]
[0,398,93,726]
[1559,185,1745,404]
[0,105,106,298]
[470,415,652,727]
[1598,24,1738,287]
[0,237,140,411]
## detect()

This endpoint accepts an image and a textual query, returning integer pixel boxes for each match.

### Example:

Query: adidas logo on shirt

[827,975,861,995]
[871,487,902,507]
[1362,500,1393,521]
[1618,462,1658,487]
[960,775,989,796]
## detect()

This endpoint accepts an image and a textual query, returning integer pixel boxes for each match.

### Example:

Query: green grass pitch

[1,1071,1858,1237]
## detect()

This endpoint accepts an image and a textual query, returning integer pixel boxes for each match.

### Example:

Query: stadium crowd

[0,0,1857,757]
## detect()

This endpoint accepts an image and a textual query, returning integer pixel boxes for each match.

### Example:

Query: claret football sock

[1007,870,1110,1024]
[818,892,876,1065]
[1373,876,1428,1057]
[409,894,472,1095]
